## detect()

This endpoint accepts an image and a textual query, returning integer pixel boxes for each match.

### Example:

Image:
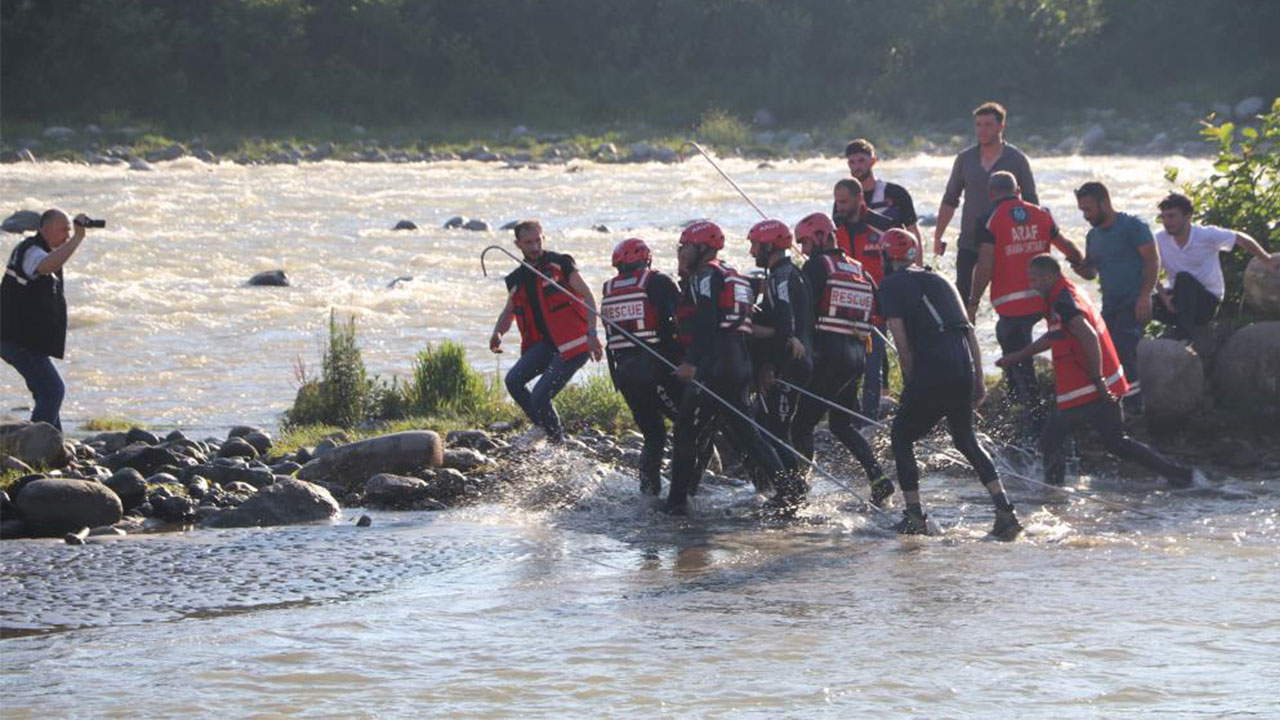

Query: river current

[3,156,1278,716]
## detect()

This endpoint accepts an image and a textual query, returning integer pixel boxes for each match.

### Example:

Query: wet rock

[620,449,642,467]
[1137,339,1204,423]
[3,210,40,234]
[15,478,123,537]
[156,143,187,161]
[425,468,470,500]
[297,431,443,495]
[224,480,258,495]
[164,429,188,443]
[185,475,210,499]
[1243,256,1280,318]
[192,148,218,163]
[445,429,497,452]
[387,275,413,288]
[393,220,418,231]
[125,427,160,446]
[311,438,339,459]
[127,156,153,171]
[356,514,372,527]
[104,444,184,476]
[104,467,147,510]
[0,422,70,468]
[593,224,611,233]
[271,460,302,475]
[227,425,263,439]
[443,447,488,472]
[153,495,198,523]
[1235,96,1266,120]
[185,463,273,489]
[364,473,433,509]
[1213,322,1280,407]
[201,479,340,528]
[242,431,273,455]
[462,219,491,232]
[248,269,289,287]
[2,455,34,474]
[595,142,619,161]
[444,216,467,229]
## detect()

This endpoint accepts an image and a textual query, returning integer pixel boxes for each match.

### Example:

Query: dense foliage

[3,0,1276,133]
[1167,99,1279,315]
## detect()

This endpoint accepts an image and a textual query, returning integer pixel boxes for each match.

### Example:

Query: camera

[74,217,106,229]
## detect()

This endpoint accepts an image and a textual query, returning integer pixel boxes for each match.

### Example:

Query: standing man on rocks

[490,220,602,445]
[1153,192,1280,350]
[599,237,684,496]
[2,209,96,431]
[997,255,1198,488]
[833,178,903,424]
[878,229,1021,539]
[844,138,923,250]
[1072,182,1157,416]
[932,102,1039,306]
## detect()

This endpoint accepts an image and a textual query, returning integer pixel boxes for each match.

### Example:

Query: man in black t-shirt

[845,138,922,249]
[878,229,1021,540]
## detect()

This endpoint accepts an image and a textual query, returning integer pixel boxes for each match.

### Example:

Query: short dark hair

[844,138,875,158]
[513,219,542,239]
[1158,192,1194,215]
[973,102,1007,124]
[1074,181,1110,203]
[1028,254,1062,276]
[834,178,863,197]
[39,208,65,228]
[988,171,1017,197]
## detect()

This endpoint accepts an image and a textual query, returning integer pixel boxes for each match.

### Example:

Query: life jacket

[1,233,68,358]
[508,253,590,359]
[1046,276,1129,410]
[835,221,886,285]
[814,250,875,337]
[675,287,696,351]
[600,268,661,351]
[985,197,1055,317]
[711,260,755,335]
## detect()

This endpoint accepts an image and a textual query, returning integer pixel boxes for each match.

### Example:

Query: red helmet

[747,219,793,250]
[882,228,919,263]
[679,220,725,250]
[612,237,652,267]
[793,213,836,246]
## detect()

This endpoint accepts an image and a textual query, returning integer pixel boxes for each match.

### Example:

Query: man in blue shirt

[1072,182,1159,416]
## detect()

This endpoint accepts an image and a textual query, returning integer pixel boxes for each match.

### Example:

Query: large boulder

[15,478,123,536]
[1137,339,1204,422]
[1234,96,1266,120]
[248,269,289,287]
[1243,256,1280,318]
[103,443,185,476]
[1213,322,1280,407]
[363,473,435,509]
[0,422,70,468]
[201,479,339,528]
[103,467,147,511]
[3,210,40,234]
[296,431,442,494]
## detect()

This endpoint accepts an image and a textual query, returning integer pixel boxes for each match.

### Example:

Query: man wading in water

[490,220,602,446]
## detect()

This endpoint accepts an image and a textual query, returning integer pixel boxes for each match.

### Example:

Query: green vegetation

[81,418,147,432]
[697,110,753,151]
[3,1,1275,145]
[1166,98,1279,316]
[553,371,636,434]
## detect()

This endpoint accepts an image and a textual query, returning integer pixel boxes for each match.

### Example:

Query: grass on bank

[80,417,147,432]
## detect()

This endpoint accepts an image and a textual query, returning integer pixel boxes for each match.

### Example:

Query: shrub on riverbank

[553,371,635,434]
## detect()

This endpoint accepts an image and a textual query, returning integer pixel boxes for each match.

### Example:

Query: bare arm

[968,244,995,322]
[932,204,957,256]
[1135,242,1159,323]
[568,270,603,360]
[887,318,912,381]
[1235,231,1280,270]
[34,226,86,275]
[997,332,1052,367]
[490,289,517,352]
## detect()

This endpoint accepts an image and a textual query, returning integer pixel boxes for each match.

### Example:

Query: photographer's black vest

[1,233,67,358]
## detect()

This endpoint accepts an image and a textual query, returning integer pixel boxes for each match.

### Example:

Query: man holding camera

[1,209,98,431]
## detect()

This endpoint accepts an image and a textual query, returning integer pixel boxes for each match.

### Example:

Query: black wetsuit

[878,266,999,495]
[749,257,814,481]
[790,249,887,486]
[668,263,786,509]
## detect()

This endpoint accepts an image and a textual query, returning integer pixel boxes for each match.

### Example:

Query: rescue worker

[968,170,1084,415]
[997,255,1197,488]
[667,221,788,514]
[600,237,683,496]
[833,178,904,424]
[745,219,814,506]
[490,220,602,444]
[878,229,1022,539]
[789,212,895,507]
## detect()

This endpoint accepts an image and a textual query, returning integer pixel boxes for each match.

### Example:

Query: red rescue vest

[986,198,1057,317]
[814,251,875,337]
[836,223,886,285]
[712,260,755,335]
[1046,276,1129,410]
[511,255,590,359]
[601,269,661,350]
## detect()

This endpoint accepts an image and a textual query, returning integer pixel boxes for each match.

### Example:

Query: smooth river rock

[15,478,123,537]
[363,473,434,509]
[0,422,71,469]
[1137,338,1204,422]
[2,210,40,234]
[248,269,290,287]
[1243,256,1280,318]
[1213,322,1280,407]
[296,431,443,494]
[200,479,339,528]
[103,467,147,511]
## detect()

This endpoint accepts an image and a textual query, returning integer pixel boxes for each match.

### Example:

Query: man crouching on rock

[490,220,602,446]
[2,209,97,431]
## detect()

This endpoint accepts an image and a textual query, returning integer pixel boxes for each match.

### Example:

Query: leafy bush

[553,371,635,434]
[698,109,752,150]
[1166,99,1279,315]
[407,341,490,417]
[283,311,369,428]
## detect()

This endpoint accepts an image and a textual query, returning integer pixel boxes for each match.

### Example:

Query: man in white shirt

[1154,193,1280,344]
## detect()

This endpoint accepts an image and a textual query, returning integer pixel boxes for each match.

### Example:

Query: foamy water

[2,154,1207,433]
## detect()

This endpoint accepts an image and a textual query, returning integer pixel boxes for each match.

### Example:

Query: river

[3,155,1278,716]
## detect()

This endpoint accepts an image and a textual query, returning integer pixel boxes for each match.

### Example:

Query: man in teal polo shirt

[1072,182,1159,416]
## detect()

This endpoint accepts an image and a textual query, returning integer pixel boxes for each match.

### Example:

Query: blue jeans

[860,329,886,423]
[505,340,588,441]
[1,339,65,431]
[1101,301,1144,414]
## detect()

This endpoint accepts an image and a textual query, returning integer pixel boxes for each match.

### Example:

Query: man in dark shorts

[879,229,1022,540]
[932,102,1039,306]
